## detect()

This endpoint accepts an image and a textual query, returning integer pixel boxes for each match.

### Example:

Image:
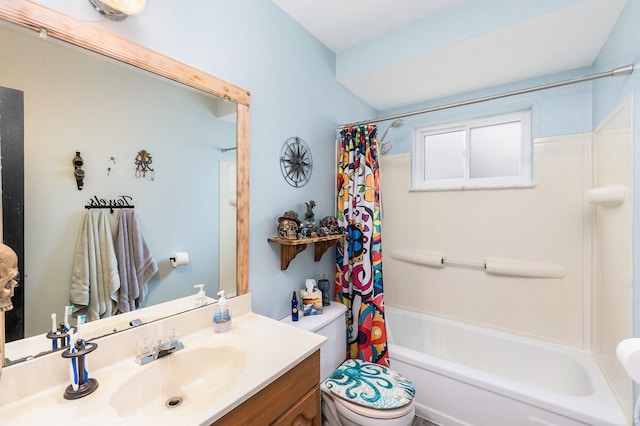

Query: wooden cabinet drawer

[273,386,320,426]
[214,350,320,425]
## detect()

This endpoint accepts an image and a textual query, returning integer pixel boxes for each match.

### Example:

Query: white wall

[591,0,640,415]
[591,100,633,416]
[381,113,634,416]
[381,133,589,347]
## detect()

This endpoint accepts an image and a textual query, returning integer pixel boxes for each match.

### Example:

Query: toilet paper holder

[170,252,189,268]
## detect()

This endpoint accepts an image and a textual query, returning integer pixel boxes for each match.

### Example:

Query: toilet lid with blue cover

[324,359,415,410]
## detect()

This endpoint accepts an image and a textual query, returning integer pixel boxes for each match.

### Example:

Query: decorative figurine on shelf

[320,216,342,235]
[304,200,316,224]
[300,200,317,238]
[317,277,331,307]
[278,211,301,240]
[0,243,19,313]
[300,227,319,238]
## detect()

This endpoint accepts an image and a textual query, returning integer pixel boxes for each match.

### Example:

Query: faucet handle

[167,327,181,346]
[135,329,184,365]
[135,336,156,365]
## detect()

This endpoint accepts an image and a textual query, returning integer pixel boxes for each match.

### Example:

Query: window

[413,110,532,190]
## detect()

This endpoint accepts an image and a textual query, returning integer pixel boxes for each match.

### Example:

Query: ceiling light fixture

[88,0,146,21]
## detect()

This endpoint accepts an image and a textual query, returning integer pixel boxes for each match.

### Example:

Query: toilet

[281,301,415,425]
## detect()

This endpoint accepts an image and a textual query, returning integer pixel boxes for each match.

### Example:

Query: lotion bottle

[213,290,232,332]
[291,291,299,321]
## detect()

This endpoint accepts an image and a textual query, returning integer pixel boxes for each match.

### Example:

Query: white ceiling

[273,0,629,111]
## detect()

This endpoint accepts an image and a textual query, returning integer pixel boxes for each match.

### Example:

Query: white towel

[113,209,158,312]
[70,210,120,321]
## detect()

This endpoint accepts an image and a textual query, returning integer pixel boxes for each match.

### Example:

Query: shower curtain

[336,124,389,367]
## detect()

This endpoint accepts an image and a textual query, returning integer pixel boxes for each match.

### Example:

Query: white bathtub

[385,306,629,426]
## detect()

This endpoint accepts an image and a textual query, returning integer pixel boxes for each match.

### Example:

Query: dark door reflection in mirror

[0,21,237,361]
[0,86,25,342]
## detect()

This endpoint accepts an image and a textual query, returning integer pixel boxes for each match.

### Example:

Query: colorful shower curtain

[335,124,389,367]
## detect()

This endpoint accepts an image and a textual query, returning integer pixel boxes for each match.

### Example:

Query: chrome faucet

[157,338,184,358]
[135,328,184,365]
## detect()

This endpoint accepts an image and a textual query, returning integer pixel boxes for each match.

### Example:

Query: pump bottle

[194,284,208,307]
[213,290,232,332]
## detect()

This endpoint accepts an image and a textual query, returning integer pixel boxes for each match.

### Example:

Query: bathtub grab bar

[443,258,485,270]
[484,258,566,278]
[390,250,567,278]
[389,250,444,268]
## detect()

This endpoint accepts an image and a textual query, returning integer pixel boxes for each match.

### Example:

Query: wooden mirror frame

[0,0,250,297]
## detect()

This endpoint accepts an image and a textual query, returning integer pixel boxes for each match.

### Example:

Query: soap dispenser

[194,284,208,307]
[213,290,232,333]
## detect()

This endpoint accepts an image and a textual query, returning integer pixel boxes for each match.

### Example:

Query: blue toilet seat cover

[324,359,415,409]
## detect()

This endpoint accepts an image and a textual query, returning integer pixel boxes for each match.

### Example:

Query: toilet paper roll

[616,338,640,383]
[170,252,189,267]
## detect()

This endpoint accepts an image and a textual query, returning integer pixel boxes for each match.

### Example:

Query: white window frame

[412,110,532,191]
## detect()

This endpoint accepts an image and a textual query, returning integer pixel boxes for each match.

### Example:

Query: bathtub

[385,306,629,426]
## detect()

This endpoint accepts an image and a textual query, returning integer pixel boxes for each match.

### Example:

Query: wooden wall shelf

[268,234,346,270]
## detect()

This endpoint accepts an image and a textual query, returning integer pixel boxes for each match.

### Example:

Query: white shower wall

[381,120,634,412]
[381,133,589,348]
[590,99,633,416]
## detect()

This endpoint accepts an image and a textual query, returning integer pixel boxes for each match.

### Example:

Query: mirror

[0,1,249,364]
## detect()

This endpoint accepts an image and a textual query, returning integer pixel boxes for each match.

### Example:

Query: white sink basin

[0,296,327,426]
[109,346,246,418]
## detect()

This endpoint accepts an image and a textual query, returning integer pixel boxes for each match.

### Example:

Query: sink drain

[165,397,183,408]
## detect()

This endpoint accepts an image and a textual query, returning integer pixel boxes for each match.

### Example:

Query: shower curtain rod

[338,64,635,129]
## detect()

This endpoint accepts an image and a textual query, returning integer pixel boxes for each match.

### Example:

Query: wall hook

[73,151,85,190]
[134,149,154,180]
[107,156,116,176]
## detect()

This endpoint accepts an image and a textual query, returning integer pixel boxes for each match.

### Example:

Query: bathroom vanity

[0,5,325,423]
[216,350,321,425]
[0,293,326,425]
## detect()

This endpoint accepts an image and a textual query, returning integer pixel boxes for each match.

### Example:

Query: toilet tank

[280,301,347,380]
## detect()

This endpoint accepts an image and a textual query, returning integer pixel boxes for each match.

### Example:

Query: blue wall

[34,0,640,324]
[374,67,595,157]
[37,0,375,320]
[592,0,640,126]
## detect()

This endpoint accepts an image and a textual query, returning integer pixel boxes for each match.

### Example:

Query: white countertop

[0,294,326,425]
[4,294,218,363]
